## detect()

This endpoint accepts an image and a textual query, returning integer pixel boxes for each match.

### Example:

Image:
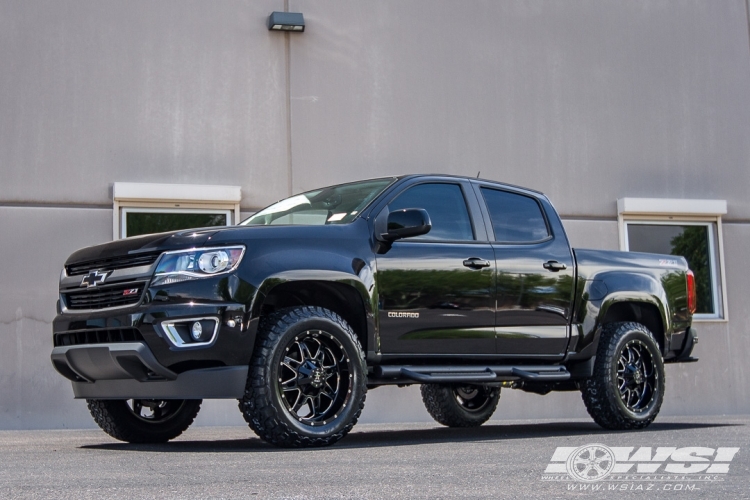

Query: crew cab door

[472,182,574,357]
[374,180,496,355]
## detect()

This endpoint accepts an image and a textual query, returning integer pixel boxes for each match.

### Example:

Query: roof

[396,173,545,196]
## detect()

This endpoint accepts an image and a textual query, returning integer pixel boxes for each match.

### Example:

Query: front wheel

[239,306,367,447]
[581,321,665,430]
[86,399,202,443]
[421,384,500,427]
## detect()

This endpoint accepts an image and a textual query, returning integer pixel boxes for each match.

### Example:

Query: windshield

[240,177,396,226]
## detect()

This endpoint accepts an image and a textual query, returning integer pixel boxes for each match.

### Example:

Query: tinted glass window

[627,223,715,314]
[388,183,474,241]
[481,188,549,242]
[125,212,227,238]
[242,178,395,226]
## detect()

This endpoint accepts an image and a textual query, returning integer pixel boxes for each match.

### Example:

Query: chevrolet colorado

[51,175,698,447]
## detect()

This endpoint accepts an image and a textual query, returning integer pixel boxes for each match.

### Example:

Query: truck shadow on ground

[80,420,742,453]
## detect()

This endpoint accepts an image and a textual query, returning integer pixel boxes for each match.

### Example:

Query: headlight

[151,246,245,286]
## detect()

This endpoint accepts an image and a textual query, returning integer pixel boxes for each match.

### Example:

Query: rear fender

[569,272,670,360]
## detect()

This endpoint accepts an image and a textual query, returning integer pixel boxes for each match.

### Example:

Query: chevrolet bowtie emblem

[80,270,111,288]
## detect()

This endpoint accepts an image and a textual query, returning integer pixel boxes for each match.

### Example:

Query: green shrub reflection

[670,226,713,314]
[126,213,227,237]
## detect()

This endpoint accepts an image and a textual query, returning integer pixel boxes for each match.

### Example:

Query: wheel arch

[250,271,374,355]
[571,271,673,361]
[598,295,667,354]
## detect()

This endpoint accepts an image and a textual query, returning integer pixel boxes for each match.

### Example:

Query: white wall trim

[617,197,727,216]
[113,182,241,204]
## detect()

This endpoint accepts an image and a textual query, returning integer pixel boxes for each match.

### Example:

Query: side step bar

[371,365,570,385]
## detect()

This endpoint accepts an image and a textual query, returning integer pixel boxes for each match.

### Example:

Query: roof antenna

[476,171,481,178]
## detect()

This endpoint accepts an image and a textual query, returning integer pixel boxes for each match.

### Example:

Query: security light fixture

[267,11,305,32]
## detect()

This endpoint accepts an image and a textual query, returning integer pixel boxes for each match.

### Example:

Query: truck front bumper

[51,342,248,399]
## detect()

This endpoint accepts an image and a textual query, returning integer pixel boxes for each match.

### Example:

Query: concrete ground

[0,416,748,500]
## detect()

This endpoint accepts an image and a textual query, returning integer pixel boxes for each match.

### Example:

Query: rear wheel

[421,384,500,427]
[581,321,665,430]
[239,306,367,447]
[86,399,201,443]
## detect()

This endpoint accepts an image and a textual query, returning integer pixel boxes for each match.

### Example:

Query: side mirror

[381,208,432,242]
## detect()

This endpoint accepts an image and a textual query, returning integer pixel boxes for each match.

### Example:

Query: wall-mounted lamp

[267,12,305,32]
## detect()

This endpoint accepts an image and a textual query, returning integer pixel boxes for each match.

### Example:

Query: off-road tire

[421,384,500,427]
[238,306,367,448]
[86,399,202,443]
[581,321,665,430]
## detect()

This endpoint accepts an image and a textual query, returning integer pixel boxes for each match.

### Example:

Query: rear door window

[480,188,549,243]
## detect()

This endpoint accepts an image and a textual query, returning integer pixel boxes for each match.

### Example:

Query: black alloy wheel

[127,399,187,423]
[453,386,497,413]
[617,340,658,413]
[278,330,352,425]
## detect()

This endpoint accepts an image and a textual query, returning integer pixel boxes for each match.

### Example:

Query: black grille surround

[53,327,145,347]
[62,281,147,311]
[65,252,162,276]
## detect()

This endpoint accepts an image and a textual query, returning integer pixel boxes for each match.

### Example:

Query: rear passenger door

[473,183,574,357]
[375,180,496,355]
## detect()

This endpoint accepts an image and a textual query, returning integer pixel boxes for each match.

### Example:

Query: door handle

[543,260,567,272]
[463,258,491,269]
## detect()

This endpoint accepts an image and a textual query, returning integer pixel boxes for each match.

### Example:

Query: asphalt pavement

[0,415,748,499]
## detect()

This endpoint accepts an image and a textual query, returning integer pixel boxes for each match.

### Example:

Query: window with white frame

[618,198,728,320]
[113,182,242,239]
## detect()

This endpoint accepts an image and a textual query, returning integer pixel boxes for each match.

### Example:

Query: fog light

[161,318,218,348]
[191,322,203,340]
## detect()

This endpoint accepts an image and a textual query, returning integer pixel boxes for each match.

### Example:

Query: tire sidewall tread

[581,321,665,430]
[238,306,367,448]
[421,384,500,428]
[86,399,202,444]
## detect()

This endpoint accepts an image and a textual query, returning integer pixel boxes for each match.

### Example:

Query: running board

[665,356,699,364]
[370,365,570,385]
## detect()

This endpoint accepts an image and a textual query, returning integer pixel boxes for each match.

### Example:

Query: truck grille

[54,327,144,347]
[66,252,162,276]
[63,282,146,310]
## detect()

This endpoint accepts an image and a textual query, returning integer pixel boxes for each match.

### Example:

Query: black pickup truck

[51,175,698,447]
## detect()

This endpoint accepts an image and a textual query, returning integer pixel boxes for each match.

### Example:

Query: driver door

[375,181,496,355]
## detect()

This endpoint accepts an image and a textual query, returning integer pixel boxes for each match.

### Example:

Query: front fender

[254,269,373,309]
[248,268,377,357]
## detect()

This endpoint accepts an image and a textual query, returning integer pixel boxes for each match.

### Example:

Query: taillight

[686,270,697,315]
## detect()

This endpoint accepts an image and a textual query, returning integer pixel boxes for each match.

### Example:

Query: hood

[65,227,220,266]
